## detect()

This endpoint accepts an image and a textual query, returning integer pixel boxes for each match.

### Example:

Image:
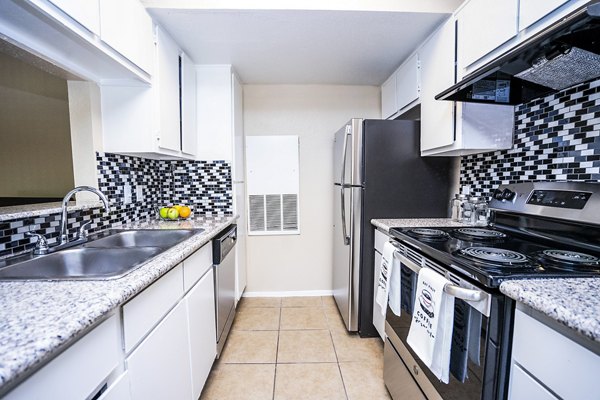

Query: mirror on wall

[0,39,81,207]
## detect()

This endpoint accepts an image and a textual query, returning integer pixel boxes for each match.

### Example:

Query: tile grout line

[272,304,282,400]
[326,303,350,400]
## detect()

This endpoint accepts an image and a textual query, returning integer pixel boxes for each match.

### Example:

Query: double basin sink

[0,229,204,281]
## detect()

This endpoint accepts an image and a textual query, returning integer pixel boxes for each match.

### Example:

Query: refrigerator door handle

[340,126,351,246]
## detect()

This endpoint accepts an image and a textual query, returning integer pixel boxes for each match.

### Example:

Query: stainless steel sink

[0,228,204,280]
[0,247,163,280]
[84,229,203,249]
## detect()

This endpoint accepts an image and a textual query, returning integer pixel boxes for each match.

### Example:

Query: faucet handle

[78,221,92,240]
[26,232,49,255]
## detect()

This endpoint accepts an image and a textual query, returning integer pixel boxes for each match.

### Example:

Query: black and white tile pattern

[0,152,232,258]
[461,79,600,198]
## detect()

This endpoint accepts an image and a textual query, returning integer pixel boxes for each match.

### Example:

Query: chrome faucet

[59,186,110,245]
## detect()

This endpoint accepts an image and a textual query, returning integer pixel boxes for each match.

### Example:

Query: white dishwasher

[212,225,237,357]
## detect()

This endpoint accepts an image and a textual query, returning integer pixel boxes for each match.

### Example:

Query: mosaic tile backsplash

[0,153,232,257]
[461,78,600,197]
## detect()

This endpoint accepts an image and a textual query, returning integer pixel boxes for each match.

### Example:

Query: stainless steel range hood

[436,2,600,105]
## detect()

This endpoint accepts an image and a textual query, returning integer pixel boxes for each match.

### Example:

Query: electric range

[383,181,600,400]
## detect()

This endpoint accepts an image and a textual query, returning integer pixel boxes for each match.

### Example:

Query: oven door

[384,244,498,400]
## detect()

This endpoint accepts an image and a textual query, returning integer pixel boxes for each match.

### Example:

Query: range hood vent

[436,2,600,105]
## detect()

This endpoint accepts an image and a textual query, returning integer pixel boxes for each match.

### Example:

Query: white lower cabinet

[186,268,217,399]
[97,372,131,400]
[5,314,121,400]
[127,300,194,400]
[509,307,600,400]
[372,229,389,340]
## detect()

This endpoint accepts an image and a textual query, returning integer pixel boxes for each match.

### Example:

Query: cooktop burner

[532,249,600,272]
[458,246,530,265]
[405,228,449,241]
[451,228,508,241]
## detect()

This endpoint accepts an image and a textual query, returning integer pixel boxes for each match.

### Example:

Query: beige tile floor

[200,296,392,400]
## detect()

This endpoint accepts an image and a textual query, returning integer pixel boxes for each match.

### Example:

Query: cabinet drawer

[5,315,121,400]
[512,309,600,399]
[374,229,389,254]
[123,264,184,352]
[183,243,213,292]
[509,363,557,400]
[97,372,131,400]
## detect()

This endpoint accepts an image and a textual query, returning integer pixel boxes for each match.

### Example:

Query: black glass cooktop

[389,226,600,288]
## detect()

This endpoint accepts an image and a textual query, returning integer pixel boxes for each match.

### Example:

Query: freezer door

[333,119,363,186]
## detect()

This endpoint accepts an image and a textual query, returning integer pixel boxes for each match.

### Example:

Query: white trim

[243,290,333,298]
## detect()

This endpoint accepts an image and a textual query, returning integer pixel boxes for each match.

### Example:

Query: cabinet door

[232,72,247,300]
[372,250,385,340]
[457,0,518,72]
[511,309,600,400]
[395,53,420,112]
[49,0,100,35]
[156,26,182,152]
[98,373,132,400]
[420,18,455,151]
[509,364,558,400]
[518,0,569,31]
[181,52,197,156]
[128,301,193,400]
[381,73,397,119]
[99,0,154,74]
[186,268,217,399]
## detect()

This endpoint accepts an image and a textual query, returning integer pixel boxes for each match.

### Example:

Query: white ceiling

[146,6,460,85]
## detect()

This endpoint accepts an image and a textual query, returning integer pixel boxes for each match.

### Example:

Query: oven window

[386,262,489,400]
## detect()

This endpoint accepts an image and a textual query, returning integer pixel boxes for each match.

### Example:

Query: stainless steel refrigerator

[333,119,454,337]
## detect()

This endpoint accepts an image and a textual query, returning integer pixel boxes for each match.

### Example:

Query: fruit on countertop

[179,206,191,218]
[167,208,179,220]
[158,204,192,220]
[159,207,169,219]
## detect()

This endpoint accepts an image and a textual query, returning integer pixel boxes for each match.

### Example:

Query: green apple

[159,207,169,219]
[167,208,179,220]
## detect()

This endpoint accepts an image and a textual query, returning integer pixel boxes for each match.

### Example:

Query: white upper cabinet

[99,0,154,75]
[102,24,198,159]
[156,26,181,153]
[418,17,514,156]
[196,65,236,161]
[48,0,100,35]
[395,54,420,112]
[420,17,456,152]
[381,74,397,119]
[381,54,420,119]
[456,0,518,77]
[519,0,570,31]
[181,52,198,157]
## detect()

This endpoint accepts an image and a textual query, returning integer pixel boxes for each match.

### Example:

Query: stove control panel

[526,190,592,209]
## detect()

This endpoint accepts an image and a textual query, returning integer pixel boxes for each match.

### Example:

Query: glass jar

[469,196,489,226]
[449,194,469,222]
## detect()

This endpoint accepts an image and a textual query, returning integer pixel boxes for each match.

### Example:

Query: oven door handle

[443,284,483,302]
[392,247,484,302]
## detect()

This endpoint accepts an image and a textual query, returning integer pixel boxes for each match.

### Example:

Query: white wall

[243,84,380,295]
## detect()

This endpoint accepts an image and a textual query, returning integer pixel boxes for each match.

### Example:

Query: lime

[167,208,179,220]
[159,207,169,219]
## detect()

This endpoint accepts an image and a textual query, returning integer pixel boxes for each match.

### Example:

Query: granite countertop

[500,278,600,342]
[372,218,600,343]
[0,214,236,395]
[371,218,469,232]
[0,201,104,222]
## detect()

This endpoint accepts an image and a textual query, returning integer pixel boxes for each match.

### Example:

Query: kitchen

[0,0,599,399]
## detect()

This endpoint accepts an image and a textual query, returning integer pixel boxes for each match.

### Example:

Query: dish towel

[406,268,455,383]
[375,242,395,316]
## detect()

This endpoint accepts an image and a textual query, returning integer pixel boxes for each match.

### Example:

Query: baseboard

[243,289,334,298]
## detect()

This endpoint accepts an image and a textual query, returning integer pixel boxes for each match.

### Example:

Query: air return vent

[246,136,300,235]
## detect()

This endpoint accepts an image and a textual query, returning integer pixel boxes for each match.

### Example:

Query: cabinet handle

[413,365,419,375]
